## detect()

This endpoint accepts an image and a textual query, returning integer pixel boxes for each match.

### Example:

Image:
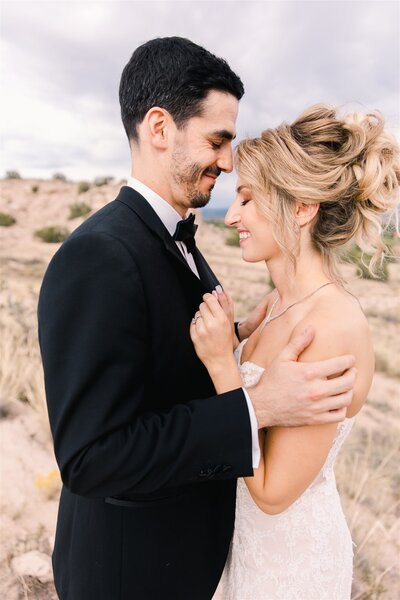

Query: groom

[38,37,355,600]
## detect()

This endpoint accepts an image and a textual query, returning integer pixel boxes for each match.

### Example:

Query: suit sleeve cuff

[242,388,260,468]
[234,321,240,341]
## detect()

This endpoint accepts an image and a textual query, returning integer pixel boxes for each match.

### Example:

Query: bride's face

[225,179,280,263]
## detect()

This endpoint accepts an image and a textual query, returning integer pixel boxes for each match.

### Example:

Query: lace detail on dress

[222,340,354,600]
[237,360,265,388]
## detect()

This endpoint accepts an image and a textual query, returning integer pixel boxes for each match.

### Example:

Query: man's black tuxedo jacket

[38,187,253,600]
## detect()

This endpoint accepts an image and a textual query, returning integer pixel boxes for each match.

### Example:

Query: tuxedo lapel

[116,187,218,291]
[192,247,220,290]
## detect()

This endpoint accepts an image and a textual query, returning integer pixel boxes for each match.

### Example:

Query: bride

[190,104,399,600]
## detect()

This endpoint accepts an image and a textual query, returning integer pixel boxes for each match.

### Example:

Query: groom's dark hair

[119,36,244,142]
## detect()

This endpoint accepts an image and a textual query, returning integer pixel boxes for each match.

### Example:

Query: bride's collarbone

[243,290,351,368]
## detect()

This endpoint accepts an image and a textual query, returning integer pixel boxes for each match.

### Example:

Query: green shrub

[226,229,240,247]
[0,212,16,226]
[5,170,21,179]
[35,226,69,243]
[68,202,92,220]
[206,218,227,229]
[344,246,389,281]
[53,172,67,181]
[31,185,39,193]
[78,181,90,194]
[94,176,114,187]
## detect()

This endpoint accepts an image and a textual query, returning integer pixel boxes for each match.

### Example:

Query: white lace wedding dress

[221,340,354,600]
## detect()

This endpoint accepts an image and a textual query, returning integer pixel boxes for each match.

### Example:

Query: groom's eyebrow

[211,129,236,141]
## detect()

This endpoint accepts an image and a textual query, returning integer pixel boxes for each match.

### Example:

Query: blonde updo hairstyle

[235,104,399,279]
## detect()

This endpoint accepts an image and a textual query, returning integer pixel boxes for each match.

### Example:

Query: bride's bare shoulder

[292,285,374,416]
[300,284,370,348]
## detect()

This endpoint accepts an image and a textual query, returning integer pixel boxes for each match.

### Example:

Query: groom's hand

[247,326,356,428]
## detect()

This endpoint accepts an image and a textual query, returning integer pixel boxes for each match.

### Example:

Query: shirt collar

[127,176,182,237]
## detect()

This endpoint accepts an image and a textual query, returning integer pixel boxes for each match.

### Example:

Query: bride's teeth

[239,232,250,240]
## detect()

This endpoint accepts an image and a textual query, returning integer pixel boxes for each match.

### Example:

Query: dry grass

[336,426,400,599]
[0,179,399,599]
[0,271,47,420]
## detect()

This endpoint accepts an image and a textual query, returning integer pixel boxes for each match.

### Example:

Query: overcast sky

[1,0,399,207]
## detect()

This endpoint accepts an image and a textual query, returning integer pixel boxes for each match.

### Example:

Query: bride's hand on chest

[190,293,234,368]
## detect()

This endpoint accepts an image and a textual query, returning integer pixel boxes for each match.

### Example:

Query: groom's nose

[217,145,234,173]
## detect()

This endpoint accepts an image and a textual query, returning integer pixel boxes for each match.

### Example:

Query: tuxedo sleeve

[38,232,253,498]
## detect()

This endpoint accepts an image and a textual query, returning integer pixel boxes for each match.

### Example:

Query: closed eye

[211,141,222,149]
[240,199,251,206]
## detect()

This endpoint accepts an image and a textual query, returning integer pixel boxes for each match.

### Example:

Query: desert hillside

[1,178,399,599]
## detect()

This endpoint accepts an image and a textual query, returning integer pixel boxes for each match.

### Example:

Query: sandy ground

[1,179,399,599]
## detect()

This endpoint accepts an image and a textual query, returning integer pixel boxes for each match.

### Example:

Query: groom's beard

[171,151,221,209]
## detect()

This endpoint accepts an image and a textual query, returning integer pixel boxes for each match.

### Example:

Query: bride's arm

[244,315,372,515]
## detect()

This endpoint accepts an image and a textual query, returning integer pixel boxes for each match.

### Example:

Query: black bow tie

[173,213,198,254]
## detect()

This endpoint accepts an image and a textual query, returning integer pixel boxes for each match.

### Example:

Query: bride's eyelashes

[240,199,251,206]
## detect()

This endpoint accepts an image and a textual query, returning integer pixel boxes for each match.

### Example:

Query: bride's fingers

[202,293,226,318]
[189,318,197,340]
[190,310,200,328]
[190,311,206,339]
[213,288,232,316]
[198,301,214,323]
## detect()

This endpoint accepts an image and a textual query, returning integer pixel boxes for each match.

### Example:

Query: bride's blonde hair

[235,104,399,279]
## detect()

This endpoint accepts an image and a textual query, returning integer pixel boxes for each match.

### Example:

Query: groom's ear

[145,107,170,150]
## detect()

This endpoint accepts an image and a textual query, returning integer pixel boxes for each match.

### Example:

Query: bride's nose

[225,199,241,227]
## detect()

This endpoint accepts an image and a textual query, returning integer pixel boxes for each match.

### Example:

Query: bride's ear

[295,202,320,228]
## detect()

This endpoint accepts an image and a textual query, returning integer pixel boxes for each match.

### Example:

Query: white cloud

[1,0,399,205]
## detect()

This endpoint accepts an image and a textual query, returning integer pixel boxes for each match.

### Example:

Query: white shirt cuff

[242,387,261,468]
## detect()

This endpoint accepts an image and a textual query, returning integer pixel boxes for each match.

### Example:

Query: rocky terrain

[1,178,399,599]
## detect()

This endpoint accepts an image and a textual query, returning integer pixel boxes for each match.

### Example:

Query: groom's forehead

[192,91,239,137]
[195,121,237,141]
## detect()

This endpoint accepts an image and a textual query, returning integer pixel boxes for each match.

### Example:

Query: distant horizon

[0,173,231,214]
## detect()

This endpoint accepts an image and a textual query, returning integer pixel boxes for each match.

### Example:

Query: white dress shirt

[127,177,260,468]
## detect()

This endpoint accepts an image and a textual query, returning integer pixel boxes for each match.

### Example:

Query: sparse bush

[78,181,90,194]
[336,425,400,599]
[68,202,92,220]
[205,219,227,229]
[0,293,48,417]
[34,469,61,499]
[5,170,21,179]
[35,226,69,243]
[0,212,16,226]
[226,229,240,247]
[31,185,39,193]
[94,176,114,187]
[53,172,67,181]
[343,246,389,281]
